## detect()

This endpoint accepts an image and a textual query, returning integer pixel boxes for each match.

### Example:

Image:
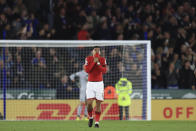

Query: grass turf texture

[0,121,196,131]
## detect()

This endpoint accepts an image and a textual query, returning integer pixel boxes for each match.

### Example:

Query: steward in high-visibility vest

[115,77,132,120]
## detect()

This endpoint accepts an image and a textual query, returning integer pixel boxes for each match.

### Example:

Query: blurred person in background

[56,74,73,99]
[46,48,59,88]
[0,48,14,88]
[115,77,132,120]
[54,7,69,39]
[166,62,179,89]
[70,69,88,120]
[179,61,195,90]
[77,23,90,40]
[13,55,28,88]
[31,49,47,88]
[129,63,142,89]
[152,63,165,89]
[172,53,182,71]
[107,48,121,85]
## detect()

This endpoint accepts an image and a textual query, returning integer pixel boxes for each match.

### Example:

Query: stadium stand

[0,0,196,91]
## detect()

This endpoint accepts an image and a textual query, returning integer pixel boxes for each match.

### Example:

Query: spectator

[56,74,74,99]
[32,50,46,67]
[93,19,112,40]
[152,63,164,89]
[0,48,14,88]
[31,50,47,88]
[129,63,142,88]
[116,61,125,81]
[13,55,30,88]
[166,62,179,89]
[75,10,87,29]
[54,7,69,39]
[172,53,182,71]
[179,61,195,90]
[107,48,121,85]
[87,10,100,30]
[1,0,196,90]
[77,24,90,40]
[46,48,59,88]
[38,24,56,39]
[123,50,132,73]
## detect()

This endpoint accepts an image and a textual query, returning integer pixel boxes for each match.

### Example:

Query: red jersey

[84,55,107,82]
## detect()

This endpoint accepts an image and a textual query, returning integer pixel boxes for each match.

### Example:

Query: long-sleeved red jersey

[84,55,107,81]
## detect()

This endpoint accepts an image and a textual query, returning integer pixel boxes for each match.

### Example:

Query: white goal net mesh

[0,40,151,120]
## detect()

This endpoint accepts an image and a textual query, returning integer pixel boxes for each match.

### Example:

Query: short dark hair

[93,46,100,48]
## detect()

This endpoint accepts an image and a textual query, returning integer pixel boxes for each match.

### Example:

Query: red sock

[88,111,93,118]
[95,111,101,122]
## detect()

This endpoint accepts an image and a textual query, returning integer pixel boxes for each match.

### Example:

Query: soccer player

[70,70,88,120]
[84,46,107,128]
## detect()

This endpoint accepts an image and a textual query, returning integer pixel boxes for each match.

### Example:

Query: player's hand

[93,50,96,56]
[94,57,99,63]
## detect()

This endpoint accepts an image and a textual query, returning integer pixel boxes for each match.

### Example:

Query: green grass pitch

[0,120,196,131]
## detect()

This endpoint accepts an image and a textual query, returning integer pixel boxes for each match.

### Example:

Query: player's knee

[80,102,85,105]
[87,104,93,111]
[87,101,93,106]
[87,99,93,104]
[96,100,102,105]
[87,104,92,108]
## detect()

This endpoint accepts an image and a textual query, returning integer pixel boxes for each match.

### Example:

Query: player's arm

[69,74,75,81]
[97,58,107,73]
[70,72,80,82]
[84,57,96,73]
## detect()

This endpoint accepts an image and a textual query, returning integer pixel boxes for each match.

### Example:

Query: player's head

[93,46,101,56]
[61,75,68,83]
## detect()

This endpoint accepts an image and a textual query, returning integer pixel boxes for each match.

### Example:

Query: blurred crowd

[0,0,196,90]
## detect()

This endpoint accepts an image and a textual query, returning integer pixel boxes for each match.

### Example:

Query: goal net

[0,40,151,120]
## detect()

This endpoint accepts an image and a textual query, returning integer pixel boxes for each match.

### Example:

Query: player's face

[93,48,100,55]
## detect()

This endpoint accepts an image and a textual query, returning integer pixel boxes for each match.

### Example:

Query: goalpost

[0,40,151,121]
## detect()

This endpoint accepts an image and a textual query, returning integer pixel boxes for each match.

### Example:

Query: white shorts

[86,81,104,101]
